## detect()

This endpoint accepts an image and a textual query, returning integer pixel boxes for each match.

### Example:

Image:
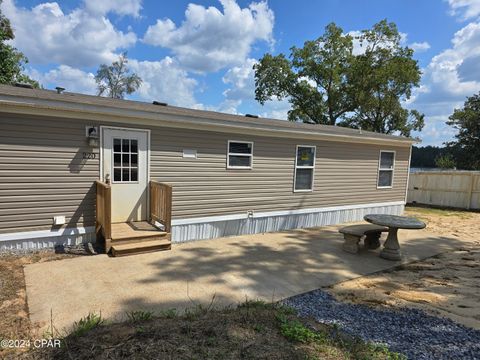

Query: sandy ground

[328,206,480,329]
[0,252,73,358]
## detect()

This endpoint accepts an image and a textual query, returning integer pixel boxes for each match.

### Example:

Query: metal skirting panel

[171,203,404,243]
[0,229,96,252]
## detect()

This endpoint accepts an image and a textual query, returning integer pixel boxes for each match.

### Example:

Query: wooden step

[111,239,171,257]
[111,222,168,245]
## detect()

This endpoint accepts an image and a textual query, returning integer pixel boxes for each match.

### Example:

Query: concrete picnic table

[364,214,426,260]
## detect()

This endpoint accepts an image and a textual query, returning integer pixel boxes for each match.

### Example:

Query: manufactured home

[0,84,414,255]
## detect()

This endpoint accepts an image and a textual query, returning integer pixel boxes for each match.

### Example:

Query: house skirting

[0,201,404,251]
[0,227,96,252]
[171,201,405,243]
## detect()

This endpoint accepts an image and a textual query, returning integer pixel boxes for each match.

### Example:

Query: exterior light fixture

[85,126,99,147]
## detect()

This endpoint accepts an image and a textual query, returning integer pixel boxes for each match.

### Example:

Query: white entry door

[102,127,149,223]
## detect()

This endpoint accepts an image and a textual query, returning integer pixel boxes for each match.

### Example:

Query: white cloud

[24,57,200,108]
[410,41,431,52]
[29,65,97,94]
[83,0,142,17]
[222,58,257,102]
[448,0,480,20]
[423,22,480,99]
[413,116,458,146]
[143,0,274,72]
[409,21,480,145]
[129,57,199,107]
[220,58,290,118]
[1,0,137,67]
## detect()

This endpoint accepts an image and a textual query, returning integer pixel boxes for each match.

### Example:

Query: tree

[254,23,355,125]
[434,154,456,169]
[340,20,424,137]
[254,20,424,136]
[446,92,480,170]
[95,52,142,99]
[0,2,39,87]
[411,145,448,168]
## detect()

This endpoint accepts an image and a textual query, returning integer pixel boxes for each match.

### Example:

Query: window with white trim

[377,151,395,188]
[227,141,253,169]
[294,145,316,191]
[112,138,138,183]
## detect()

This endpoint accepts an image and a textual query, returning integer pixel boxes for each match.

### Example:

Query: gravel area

[284,289,480,360]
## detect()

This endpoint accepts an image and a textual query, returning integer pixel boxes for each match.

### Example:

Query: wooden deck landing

[110,221,171,257]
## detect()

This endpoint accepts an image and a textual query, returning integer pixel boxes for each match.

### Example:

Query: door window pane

[113,138,121,152]
[122,154,130,166]
[112,137,140,183]
[122,139,130,153]
[114,154,121,167]
[131,154,138,166]
[113,168,121,182]
[122,168,130,182]
[131,168,138,181]
[295,169,313,190]
[131,140,138,153]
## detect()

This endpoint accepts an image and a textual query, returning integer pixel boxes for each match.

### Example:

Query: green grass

[70,312,104,337]
[158,308,178,319]
[34,300,406,360]
[277,314,325,343]
[125,310,154,323]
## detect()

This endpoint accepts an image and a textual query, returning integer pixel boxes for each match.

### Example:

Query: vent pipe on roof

[14,82,34,89]
[55,86,65,94]
[245,114,259,118]
[152,101,168,106]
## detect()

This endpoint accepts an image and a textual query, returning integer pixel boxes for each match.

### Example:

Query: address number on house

[82,152,96,159]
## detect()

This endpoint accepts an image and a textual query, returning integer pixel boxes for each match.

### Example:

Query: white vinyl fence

[407,170,480,210]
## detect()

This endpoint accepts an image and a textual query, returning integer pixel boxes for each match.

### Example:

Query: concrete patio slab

[24,224,472,334]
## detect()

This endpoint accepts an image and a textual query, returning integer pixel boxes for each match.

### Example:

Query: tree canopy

[254,20,424,137]
[410,146,447,168]
[0,2,39,87]
[446,92,480,170]
[95,53,142,99]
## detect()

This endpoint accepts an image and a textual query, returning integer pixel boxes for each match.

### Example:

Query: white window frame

[294,145,316,192]
[227,140,254,169]
[377,150,395,189]
[111,137,140,184]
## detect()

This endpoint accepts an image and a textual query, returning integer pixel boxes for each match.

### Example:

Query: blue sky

[2,0,480,146]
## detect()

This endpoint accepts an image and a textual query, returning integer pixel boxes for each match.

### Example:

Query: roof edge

[0,94,416,147]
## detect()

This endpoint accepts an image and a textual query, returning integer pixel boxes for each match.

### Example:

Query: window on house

[227,141,253,169]
[377,151,395,188]
[113,138,138,183]
[294,146,316,191]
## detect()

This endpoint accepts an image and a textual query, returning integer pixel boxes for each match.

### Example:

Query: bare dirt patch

[0,251,73,358]
[20,302,402,360]
[328,206,480,329]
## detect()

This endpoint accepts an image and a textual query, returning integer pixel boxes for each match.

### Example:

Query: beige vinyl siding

[0,113,409,234]
[0,114,99,234]
[150,127,409,219]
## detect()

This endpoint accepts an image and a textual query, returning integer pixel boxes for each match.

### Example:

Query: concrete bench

[339,224,388,254]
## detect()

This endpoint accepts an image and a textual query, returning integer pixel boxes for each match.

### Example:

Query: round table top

[364,214,426,229]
